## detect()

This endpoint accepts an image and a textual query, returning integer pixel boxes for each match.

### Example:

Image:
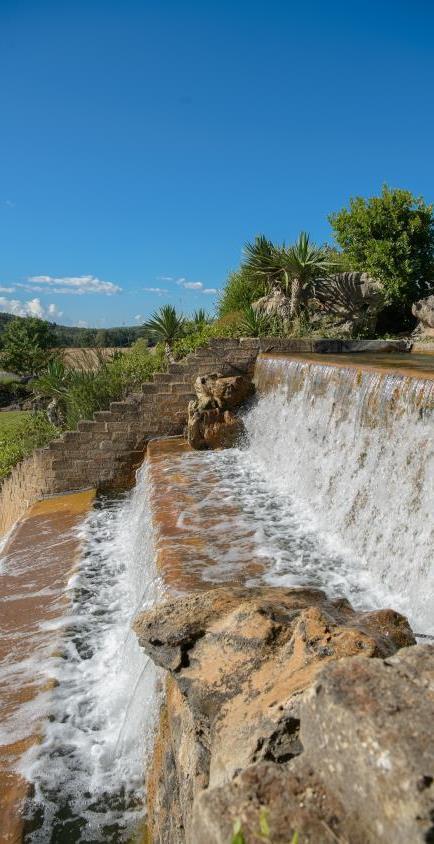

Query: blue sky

[1,0,433,328]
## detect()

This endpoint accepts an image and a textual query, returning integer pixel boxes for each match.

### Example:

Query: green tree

[329,186,434,319]
[243,232,332,317]
[243,235,284,291]
[279,232,333,316]
[1,317,55,375]
[144,305,185,362]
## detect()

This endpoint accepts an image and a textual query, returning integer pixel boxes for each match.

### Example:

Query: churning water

[245,356,434,634]
[12,464,162,842]
[2,354,433,841]
[143,356,433,635]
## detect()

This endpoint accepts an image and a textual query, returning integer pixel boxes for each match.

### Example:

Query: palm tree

[282,232,332,317]
[243,235,283,291]
[144,305,185,362]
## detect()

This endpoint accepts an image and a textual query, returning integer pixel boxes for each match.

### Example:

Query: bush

[0,317,55,375]
[218,267,267,318]
[33,341,168,430]
[0,412,59,480]
[329,186,434,326]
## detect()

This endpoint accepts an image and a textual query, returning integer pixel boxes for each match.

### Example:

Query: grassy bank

[0,412,59,480]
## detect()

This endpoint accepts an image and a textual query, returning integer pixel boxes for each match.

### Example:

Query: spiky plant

[282,232,332,317]
[144,305,185,362]
[192,308,208,327]
[239,305,270,337]
[243,235,283,291]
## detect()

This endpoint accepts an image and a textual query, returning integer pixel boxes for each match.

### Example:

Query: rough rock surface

[134,586,417,843]
[193,644,434,843]
[314,271,385,334]
[187,373,254,450]
[252,289,292,321]
[412,294,434,336]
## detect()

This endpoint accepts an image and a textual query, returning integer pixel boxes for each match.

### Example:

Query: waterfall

[19,462,163,842]
[245,356,434,634]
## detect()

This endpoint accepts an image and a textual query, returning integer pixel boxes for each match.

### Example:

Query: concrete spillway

[0,491,95,842]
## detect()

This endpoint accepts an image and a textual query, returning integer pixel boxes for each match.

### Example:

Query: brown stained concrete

[0,489,95,844]
[259,351,434,381]
[146,438,269,594]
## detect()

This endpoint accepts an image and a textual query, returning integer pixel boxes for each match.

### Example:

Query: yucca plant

[192,308,208,326]
[282,232,332,317]
[243,235,283,291]
[144,305,185,362]
[239,305,270,337]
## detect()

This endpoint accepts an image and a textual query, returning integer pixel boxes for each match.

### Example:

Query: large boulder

[412,294,434,336]
[193,373,254,411]
[134,586,416,843]
[193,644,434,844]
[313,271,385,334]
[187,373,254,450]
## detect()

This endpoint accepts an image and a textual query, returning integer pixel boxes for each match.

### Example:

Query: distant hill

[0,312,148,348]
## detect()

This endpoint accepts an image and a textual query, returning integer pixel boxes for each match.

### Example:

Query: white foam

[18,462,164,842]
[245,359,434,634]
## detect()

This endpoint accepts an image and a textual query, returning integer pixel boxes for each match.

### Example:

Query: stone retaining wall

[0,339,256,536]
[0,336,411,537]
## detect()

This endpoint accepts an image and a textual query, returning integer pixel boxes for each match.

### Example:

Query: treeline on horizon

[0,312,147,349]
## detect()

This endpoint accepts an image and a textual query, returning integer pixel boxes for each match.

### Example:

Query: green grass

[0,412,59,480]
[0,410,30,434]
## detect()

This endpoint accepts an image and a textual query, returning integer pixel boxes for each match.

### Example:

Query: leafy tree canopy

[1,317,56,375]
[329,186,434,309]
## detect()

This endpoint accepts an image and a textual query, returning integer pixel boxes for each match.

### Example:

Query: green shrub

[0,317,55,375]
[0,412,59,480]
[329,185,434,326]
[33,341,168,431]
[218,268,267,318]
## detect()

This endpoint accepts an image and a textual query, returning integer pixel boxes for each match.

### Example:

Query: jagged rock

[134,586,415,843]
[412,294,434,336]
[193,373,254,411]
[191,645,434,844]
[313,271,385,334]
[187,373,253,450]
[252,290,292,321]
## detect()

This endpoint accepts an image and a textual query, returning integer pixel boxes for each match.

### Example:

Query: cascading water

[12,463,162,842]
[244,356,434,634]
[2,352,433,841]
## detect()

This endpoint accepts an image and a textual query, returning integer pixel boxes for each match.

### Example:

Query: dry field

[57,347,129,371]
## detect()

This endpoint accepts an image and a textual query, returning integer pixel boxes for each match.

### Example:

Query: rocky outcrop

[187,373,254,450]
[252,289,292,321]
[193,644,434,844]
[412,294,434,336]
[314,271,385,334]
[134,585,418,843]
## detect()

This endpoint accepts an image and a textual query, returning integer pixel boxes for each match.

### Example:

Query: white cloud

[76,320,89,328]
[27,274,121,295]
[144,287,168,295]
[0,286,15,293]
[134,314,143,322]
[202,288,218,295]
[157,276,175,282]
[183,281,203,290]
[0,296,62,319]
